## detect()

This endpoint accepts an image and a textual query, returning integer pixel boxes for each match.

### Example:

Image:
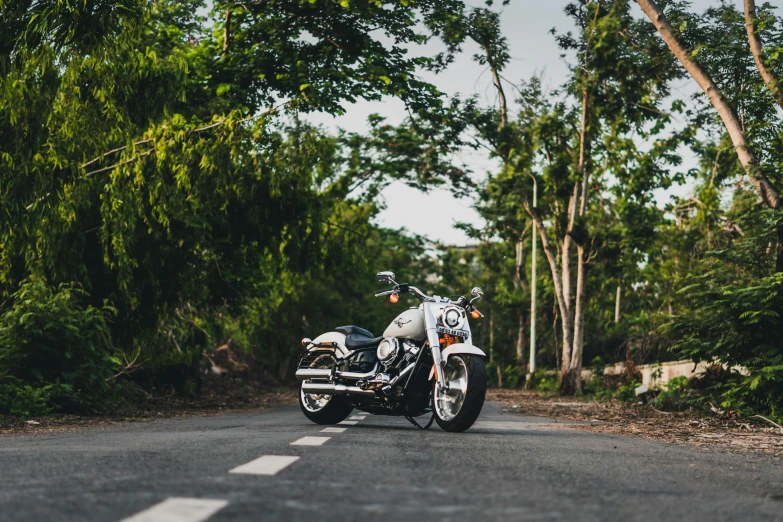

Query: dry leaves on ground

[487,389,783,456]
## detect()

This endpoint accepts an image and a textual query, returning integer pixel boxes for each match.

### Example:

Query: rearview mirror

[377,271,396,284]
[471,287,484,299]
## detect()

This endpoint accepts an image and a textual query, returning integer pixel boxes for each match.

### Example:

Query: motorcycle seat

[335,325,383,349]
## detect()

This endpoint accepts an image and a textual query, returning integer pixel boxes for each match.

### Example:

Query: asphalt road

[1,401,782,522]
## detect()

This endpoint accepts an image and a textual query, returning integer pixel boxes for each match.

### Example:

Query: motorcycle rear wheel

[298,385,354,425]
[433,354,486,432]
[298,353,354,425]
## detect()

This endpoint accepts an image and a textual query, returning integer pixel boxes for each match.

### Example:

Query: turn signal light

[301,338,312,346]
[439,334,458,347]
[389,293,399,304]
[471,309,481,319]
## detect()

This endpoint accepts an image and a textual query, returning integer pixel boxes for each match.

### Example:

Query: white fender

[306,332,350,358]
[428,343,487,380]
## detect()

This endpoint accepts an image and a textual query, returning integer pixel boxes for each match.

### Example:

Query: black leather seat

[335,325,383,349]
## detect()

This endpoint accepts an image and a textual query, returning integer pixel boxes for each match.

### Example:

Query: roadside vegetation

[2,0,783,430]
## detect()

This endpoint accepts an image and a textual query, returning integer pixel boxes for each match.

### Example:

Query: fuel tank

[382,308,426,340]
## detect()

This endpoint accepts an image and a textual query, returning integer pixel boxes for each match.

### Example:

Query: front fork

[427,326,447,391]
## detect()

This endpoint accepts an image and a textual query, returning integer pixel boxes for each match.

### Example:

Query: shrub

[526,369,559,392]
[652,375,701,411]
[0,280,119,414]
[716,366,783,422]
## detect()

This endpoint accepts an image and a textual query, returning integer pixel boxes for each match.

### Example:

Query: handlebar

[375,283,479,312]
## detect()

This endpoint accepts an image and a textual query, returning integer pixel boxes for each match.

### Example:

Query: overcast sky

[307,0,718,245]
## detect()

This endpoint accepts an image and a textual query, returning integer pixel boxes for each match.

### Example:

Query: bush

[716,366,783,422]
[526,369,559,392]
[0,280,119,414]
[651,375,701,411]
[665,263,783,420]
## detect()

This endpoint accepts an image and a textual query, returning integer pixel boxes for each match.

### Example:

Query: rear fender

[304,332,350,359]
[428,343,487,380]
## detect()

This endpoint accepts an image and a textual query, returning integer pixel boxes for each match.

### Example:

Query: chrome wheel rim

[434,356,468,422]
[300,354,334,413]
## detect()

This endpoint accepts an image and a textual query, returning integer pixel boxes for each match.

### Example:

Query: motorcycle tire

[433,354,486,432]
[298,385,354,425]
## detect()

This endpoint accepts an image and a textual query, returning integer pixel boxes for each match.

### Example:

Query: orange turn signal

[389,293,399,304]
[471,309,481,319]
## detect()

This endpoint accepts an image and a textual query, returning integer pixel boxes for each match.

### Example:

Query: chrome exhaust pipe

[336,363,379,380]
[301,382,376,396]
[295,368,333,380]
[296,363,380,381]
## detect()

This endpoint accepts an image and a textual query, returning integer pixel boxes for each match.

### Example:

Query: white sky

[306,0,719,245]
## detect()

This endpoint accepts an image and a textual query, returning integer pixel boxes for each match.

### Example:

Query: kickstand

[405,411,436,430]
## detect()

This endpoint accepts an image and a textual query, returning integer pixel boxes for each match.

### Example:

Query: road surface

[1,401,781,521]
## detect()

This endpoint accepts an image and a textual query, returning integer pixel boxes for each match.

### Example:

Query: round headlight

[444,307,462,328]
[377,338,399,362]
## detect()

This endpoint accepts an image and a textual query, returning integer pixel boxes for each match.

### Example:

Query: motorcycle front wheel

[433,354,486,432]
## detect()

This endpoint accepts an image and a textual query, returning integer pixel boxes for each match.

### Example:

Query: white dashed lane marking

[349,416,367,420]
[290,436,331,446]
[229,455,300,476]
[321,427,347,433]
[338,420,357,425]
[120,497,228,522]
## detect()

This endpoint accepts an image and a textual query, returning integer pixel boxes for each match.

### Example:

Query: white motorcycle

[296,271,487,432]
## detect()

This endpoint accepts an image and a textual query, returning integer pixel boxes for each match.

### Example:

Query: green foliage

[527,370,560,393]
[0,280,118,413]
[614,380,640,403]
[717,366,783,421]
[651,376,701,411]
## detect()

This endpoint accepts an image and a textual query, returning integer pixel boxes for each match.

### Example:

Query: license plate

[437,327,468,338]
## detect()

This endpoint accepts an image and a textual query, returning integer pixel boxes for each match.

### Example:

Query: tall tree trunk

[744,0,783,110]
[777,225,783,273]
[614,284,621,323]
[562,183,579,311]
[222,8,231,56]
[514,241,529,292]
[562,84,592,396]
[488,58,508,128]
[523,200,574,384]
[489,311,495,364]
[516,312,526,363]
[636,0,781,209]
[479,312,488,352]
[565,245,588,395]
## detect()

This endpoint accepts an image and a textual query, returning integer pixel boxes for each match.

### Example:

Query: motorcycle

[295,271,487,432]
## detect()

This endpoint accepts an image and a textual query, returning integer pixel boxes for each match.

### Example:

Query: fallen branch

[650,405,674,415]
[751,414,783,434]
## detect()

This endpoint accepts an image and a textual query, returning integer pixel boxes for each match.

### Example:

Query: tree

[0,0,480,407]
[636,0,781,210]
[463,1,681,393]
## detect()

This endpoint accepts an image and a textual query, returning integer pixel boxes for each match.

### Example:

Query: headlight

[377,338,399,362]
[439,306,465,330]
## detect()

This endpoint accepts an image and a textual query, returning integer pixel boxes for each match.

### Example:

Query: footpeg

[359,373,391,391]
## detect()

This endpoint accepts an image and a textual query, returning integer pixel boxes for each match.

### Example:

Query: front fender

[428,343,487,380]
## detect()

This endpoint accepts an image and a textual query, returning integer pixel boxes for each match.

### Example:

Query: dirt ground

[488,389,783,456]
[0,380,298,437]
